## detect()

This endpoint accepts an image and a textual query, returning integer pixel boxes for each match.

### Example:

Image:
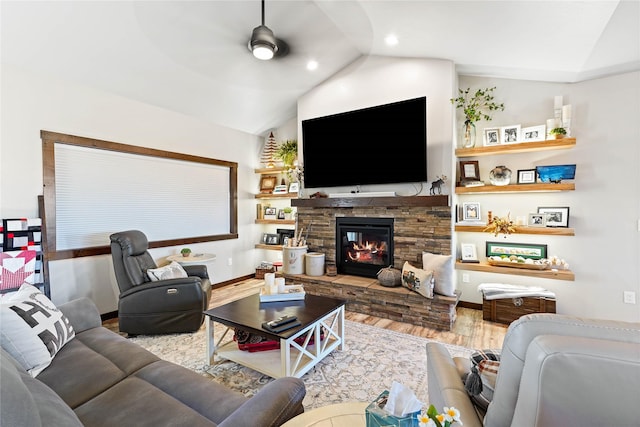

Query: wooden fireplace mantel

[291,195,449,208]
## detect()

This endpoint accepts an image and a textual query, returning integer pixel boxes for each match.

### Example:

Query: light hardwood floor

[212,278,508,350]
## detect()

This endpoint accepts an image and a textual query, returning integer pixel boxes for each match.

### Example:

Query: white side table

[167,253,216,265]
[281,402,368,427]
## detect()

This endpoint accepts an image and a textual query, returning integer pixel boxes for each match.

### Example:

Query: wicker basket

[255,267,275,279]
[377,266,402,287]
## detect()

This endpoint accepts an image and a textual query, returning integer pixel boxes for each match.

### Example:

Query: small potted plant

[180,248,192,257]
[549,127,567,139]
[283,207,293,220]
[274,140,298,168]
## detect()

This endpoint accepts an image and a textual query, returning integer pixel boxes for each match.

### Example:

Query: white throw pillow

[0,284,75,377]
[147,261,188,282]
[422,252,455,296]
[401,261,434,299]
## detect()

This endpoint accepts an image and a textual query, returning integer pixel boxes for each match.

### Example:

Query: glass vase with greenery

[451,87,505,148]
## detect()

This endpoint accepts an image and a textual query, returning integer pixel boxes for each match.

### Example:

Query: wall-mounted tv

[301,96,427,189]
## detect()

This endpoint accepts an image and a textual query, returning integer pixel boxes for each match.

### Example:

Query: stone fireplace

[285,195,458,330]
[336,217,394,278]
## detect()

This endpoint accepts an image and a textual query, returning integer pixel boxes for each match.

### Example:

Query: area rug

[121,320,472,410]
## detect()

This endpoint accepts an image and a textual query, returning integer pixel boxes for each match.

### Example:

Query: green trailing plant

[274,139,298,167]
[550,127,567,135]
[450,87,505,125]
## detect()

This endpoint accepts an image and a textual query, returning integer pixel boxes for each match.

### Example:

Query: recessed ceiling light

[384,34,398,46]
[307,60,318,71]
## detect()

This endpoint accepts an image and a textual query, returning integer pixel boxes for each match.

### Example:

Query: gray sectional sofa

[1,297,306,427]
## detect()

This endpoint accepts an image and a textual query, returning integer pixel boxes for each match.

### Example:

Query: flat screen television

[301,96,427,189]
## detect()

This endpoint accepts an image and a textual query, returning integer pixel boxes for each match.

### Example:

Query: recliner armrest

[512,334,640,426]
[183,264,209,280]
[426,342,483,427]
[218,377,306,427]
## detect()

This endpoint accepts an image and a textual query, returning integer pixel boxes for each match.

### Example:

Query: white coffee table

[281,402,368,427]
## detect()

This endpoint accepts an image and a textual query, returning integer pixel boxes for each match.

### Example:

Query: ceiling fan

[248,0,289,60]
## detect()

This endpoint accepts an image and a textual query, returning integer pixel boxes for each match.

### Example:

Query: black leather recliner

[109,230,212,335]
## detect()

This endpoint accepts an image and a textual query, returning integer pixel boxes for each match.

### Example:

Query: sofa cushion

[401,261,434,298]
[422,252,455,296]
[37,326,160,409]
[0,284,75,377]
[1,348,83,427]
[147,261,188,282]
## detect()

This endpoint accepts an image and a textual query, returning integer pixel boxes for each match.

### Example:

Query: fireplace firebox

[335,217,394,278]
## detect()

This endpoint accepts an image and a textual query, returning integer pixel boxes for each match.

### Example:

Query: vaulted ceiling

[2,1,639,136]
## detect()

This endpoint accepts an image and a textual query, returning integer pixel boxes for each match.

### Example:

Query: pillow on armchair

[147,261,188,282]
[0,284,75,377]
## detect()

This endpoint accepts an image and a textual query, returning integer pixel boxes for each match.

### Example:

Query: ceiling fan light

[250,25,278,60]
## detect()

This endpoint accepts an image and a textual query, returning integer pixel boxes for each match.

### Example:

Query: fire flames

[346,241,387,264]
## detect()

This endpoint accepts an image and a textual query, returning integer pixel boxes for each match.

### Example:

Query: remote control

[266,315,297,328]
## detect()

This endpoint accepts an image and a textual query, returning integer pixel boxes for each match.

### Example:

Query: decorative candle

[562,104,572,120]
[276,277,286,293]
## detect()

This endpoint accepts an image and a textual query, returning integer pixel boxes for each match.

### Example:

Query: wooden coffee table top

[204,293,345,341]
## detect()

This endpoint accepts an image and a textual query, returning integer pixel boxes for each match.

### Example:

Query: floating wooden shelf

[456,183,574,194]
[255,193,298,199]
[455,224,575,236]
[455,138,576,158]
[254,166,288,174]
[455,261,574,281]
[255,244,283,251]
[256,219,295,225]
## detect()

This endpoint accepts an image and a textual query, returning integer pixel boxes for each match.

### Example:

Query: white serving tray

[259,285,306,302]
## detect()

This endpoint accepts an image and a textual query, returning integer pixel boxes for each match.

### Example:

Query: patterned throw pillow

[464,349,501,413]
[401,261,434,299]
[0,284,75,377]
[147,261,188,282]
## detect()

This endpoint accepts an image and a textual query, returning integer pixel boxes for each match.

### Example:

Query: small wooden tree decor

[260,132,278,168]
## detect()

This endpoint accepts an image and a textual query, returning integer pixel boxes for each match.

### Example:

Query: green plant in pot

[283,206,293,220]
[180,248,192,257]
[274,140,298,168]
[549,127,567,139]
[451,87,505,148]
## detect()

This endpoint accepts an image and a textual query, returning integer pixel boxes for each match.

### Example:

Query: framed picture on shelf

[264,207,277,220]
[277,209,285,220]
[483,127,500,146]
[462,202,481,222]
[265,233,280,245]
[500,124,521,144]
[528,213,547,227]
[460,243,479,263]
[517,169,537,184]
[259,175,277,193]
[537,206,570,227]
[486,241,547,259]
[459,160,480,181]
[521,125,546,142]
[288,182,299,193]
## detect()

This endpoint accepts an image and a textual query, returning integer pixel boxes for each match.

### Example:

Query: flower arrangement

[484,213,517,237]
[450,86,505,125]
[417,405,462,427]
